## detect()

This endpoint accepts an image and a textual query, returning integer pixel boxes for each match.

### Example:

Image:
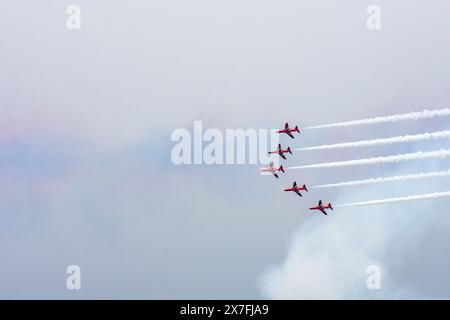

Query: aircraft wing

[280,153,286,160]
[287,131,295,139]
[273,173,279,178]
[295,190,302,197]
[320,208,327,215]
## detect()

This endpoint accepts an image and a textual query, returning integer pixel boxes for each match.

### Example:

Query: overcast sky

[1,1,450,299]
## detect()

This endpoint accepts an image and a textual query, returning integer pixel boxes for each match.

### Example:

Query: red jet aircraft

[268,144,292,160]
[309,200,334,215]
[260,161,285,178]
[284,181,308,197]
[277,123,300,139]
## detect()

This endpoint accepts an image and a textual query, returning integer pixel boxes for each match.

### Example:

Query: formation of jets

[261,123,334,216]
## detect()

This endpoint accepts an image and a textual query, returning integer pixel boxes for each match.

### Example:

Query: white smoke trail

[337,191,450,208]
[304,108,450,130]
[312,169,450,189]
[288,149,450,170]
[297,130,450,151]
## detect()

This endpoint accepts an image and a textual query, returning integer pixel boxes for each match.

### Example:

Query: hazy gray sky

[1,1,450,299]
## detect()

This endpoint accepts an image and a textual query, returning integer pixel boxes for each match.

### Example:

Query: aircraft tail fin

[279,165,285,173]
[329,203,334,210]
[295,125,300,133]
[303,184,308,192]
[288,147,292,154]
